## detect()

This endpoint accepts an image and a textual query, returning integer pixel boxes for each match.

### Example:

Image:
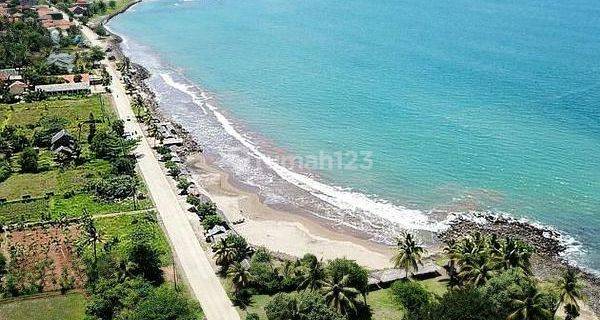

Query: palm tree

[507,287,553,320]
[320,274,360,316]
[391,233,426,278]
[81,210,103,265]
[556,269,583,316]
[227,262,252,293]
[494,237,532,274]
[459,252,497,287]
[213,238,236,270]
[298,257,325,291]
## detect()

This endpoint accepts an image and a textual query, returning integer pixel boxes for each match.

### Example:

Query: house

[89,74,103,85]
[74,0,89,7]
[46,53,75,72]
[19,0,36,8]
[50,130,74,151]
[42,18,72,30]
[35,82,91,95]
[54,145,74,158]
[0,69,20,85]
[68,5,87,16]
[60,73,90,84]
[367,262,441,290]
[8,81,27,95]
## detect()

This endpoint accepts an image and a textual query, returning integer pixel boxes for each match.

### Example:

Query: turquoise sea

[108,0,600,271]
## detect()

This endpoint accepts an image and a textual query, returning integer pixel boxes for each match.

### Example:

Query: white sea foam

[159,73,443,232]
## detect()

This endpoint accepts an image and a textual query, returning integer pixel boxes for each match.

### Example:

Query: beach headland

[102,2,599,315]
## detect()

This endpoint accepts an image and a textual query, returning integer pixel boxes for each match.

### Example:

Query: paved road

[80,25,240,320]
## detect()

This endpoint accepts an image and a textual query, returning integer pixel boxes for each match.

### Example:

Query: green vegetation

[0,292,86,320]
[221,230,586,320]
[94,212,171,265]
[0,95,151,225]
[83,212,202,320]
[0,18,52,68]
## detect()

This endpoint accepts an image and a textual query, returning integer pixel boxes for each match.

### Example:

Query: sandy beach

[185,152,395,270]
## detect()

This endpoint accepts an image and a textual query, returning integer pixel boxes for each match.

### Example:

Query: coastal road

[79,25,241,320]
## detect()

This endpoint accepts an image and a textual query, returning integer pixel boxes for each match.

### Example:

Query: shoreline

[101,3,599,314]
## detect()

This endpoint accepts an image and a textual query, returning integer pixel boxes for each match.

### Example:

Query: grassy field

[0,96,153,225]
[0,95,112,133]
[0,199,49,224]
[0,160,108,200]
[0,292,86,320]
[367,288,404,320]
[95,211,171,265]
[237,294,270,320]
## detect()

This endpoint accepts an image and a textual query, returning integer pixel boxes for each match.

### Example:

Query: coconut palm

[494,237,532,274]
[81,210,103,265]
[298,257,325,291]
[228,262,252,293]
[391,233,426,278]
[213,238,236,270]
[459,252,497,287]
[556,269,583,316]
[507,287,553,320]
[320,274,360,316]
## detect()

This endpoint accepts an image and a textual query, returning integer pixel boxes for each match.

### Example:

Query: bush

[481,269,536,318]
[249,259,281,294]
[111,156,136,175]
[177,177,192,194]
[18,147,38,173]
[0,159,12,182]
[165,160,180,177]
[88,175,137,201]
[326,258,369,295]
[126,241,164,285]
[90,130,137,160]
[390,280,431,318]
[95,25,107,36]
[251,247,273,263]
[196,201,217,218]
[129,285,200,320]
[427,288,496,320]
[245,313,260,320]
[202,214,223,230]
[186,194,202,207]
[265,291,344,320]
[0,125,29,156]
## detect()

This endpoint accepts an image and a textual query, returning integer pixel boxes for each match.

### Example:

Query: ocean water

[108,0,600,271]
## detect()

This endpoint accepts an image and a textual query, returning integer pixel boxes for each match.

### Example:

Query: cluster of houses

[0,66,103,99]
[36,5,72,30]
[2,0,92,31]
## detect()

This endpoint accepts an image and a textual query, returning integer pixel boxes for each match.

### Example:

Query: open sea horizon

[108,0,600,272]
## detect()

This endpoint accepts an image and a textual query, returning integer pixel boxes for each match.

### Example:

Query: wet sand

[186,152,396,269]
